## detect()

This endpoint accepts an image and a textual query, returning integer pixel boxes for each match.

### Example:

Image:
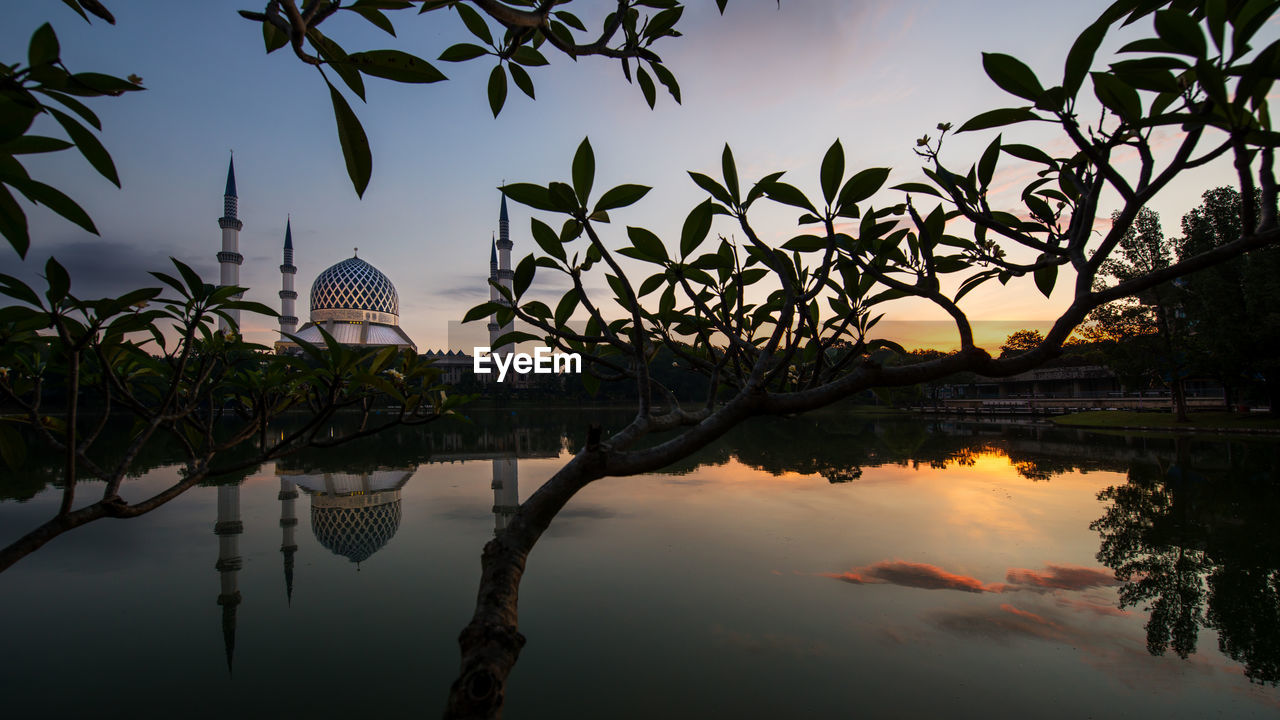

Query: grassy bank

[1052,410,1280,433]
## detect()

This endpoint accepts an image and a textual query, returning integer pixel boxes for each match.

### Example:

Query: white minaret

[279,475,298,605]
[488,193,515,357]
[279,217,298,338]
[213,482,243,673]
[217,156,244,334]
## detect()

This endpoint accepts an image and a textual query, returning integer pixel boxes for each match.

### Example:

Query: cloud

[1003,564,1119,592]
[820,560,1120,597]
[930,603,1069,644]
[820,560,993,593]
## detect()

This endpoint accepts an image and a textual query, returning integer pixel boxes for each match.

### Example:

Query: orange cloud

[1004,564,1118,592]
[820,560,993,593]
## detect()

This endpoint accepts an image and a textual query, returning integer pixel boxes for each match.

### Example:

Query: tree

[1177,186,1280,413]
[3,2,1280,719]
[1080,207,1190,419]
[999,329,1044,358]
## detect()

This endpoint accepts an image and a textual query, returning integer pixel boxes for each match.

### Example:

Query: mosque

[213,157,514,379]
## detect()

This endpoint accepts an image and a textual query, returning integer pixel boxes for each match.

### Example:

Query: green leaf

[530,218,566,261]
[688,171,733,206]
[982,52,1045,101]
[956,107,1039,133]
[513,254,535,297]
[680,200,714,257]
[488,64,507,117]
[838,167,890,208]
[890,182,943,198]
[29,23,59,67]
[462,301,503,323]
[454,2,494,45]
[638,273,667,297]
[348,50,447,83]
[782,234,828,252]
[502,183,557,212]
[45,256,70,303]
[627,226,669,262]
[439,43,489,62]
[978,134,1001,188]
[1001,143,1055,166]
[347,5,397,36]
[48,107,119,187]
[721,144,740,204]
[309,30,365,101]
[572,137,594,205]
[13,178,97,234]
[263,18,288,53]
[555,288,579,326]
[1064,19,1108,97]
[548,181,578,212]
[595,184,651,212]
[764,181,817,214]
[637,67,656,109]
[1033,256,1058,298]
[512,46,549,67]
[507,62,535,99]
[1153,9,1205,57]
[35,89,100,130]
[820,139,844,206]
[0,136,72,155]
[493,331,539,348]
[1091,71,1141,122]
[651,62,681,103]
[326,80,372,197]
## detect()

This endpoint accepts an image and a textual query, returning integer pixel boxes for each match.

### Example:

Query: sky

[1,0,1265,352]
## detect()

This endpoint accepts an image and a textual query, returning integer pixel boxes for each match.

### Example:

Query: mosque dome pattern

[310,498,402,564]
[310,256,399,316]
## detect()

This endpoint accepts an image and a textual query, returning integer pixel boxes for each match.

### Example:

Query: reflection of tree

[1092,444,1280,684]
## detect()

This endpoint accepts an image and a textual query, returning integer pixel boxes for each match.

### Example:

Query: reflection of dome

[310,493,402,564]
[291,468,415,565]
[310,256,399,319]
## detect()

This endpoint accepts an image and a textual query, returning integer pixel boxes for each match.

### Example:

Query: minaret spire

[489,191,515,356]
[217,154,245,334]
[278,217,298,342]
[279,475,299,605]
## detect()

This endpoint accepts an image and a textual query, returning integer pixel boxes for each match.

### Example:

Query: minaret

[213,482,244,674]
[279,217,298,338]
[217,156,245,334]
[489,192,515,357]
[492,454,519,536]
[279,475,298,605]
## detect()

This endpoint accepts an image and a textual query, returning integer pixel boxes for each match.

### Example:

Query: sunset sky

[1,1,1255,351]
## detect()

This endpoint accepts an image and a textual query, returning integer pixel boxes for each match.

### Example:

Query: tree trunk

[1172,377,1189,422]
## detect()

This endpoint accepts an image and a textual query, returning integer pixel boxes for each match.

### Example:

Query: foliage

[999,329,1044,358]
[1177,186,1280,408]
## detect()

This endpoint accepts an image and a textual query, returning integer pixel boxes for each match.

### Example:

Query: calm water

[2,410,1278,718]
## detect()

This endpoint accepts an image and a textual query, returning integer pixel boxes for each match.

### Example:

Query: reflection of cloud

[710,624,828,658]
[821,560,1119,596]
[1054,595,1130,617]
[820,560,992,593]
[1004,563,1118,592]
[930,603,1068,644]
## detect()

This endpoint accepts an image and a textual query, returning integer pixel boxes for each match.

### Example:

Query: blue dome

[310,256,399,317]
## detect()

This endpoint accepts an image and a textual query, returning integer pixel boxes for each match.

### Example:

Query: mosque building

[213,158,528,387]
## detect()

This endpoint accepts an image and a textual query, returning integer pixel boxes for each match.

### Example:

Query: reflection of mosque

[209,427,549,670]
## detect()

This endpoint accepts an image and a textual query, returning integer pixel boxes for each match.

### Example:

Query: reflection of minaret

[216,155,244,334]
[492,455,518,536]
[279,476,299,605]
[213,483,244,673]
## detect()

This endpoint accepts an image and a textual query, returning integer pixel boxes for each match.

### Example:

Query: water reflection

[1090,439,1280,685]
[3,410,1280,715]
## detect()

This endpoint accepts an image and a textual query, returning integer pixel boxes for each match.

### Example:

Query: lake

[2,409,1278,718]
